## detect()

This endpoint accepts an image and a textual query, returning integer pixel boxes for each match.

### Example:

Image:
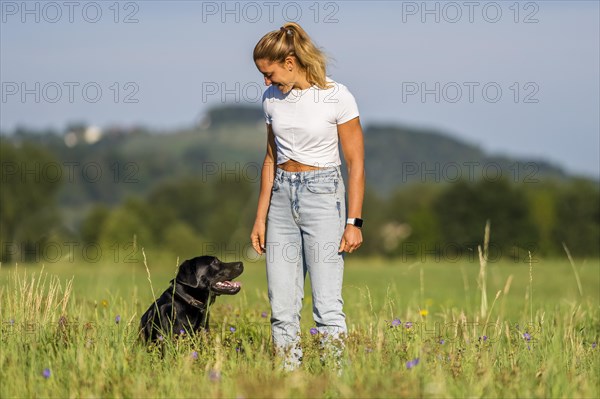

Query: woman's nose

[264,77,271,86]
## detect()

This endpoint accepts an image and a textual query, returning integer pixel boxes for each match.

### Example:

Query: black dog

[139,256,243,342]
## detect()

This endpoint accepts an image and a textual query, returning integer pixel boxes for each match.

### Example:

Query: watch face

[354,218,363,228]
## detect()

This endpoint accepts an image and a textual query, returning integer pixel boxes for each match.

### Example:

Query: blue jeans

[266,166,347,368]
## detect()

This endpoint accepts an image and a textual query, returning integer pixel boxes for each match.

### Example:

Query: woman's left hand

[338,225,363,253]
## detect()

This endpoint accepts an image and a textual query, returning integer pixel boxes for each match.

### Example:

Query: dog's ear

[176,258,208,288]
[176,259,198,287]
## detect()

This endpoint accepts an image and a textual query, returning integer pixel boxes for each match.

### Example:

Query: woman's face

[255,58,294,93]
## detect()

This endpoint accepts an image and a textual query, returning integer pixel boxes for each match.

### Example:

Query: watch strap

[346,218,363,228]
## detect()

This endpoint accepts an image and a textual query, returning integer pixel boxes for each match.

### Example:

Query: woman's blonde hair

[253,22,333,90]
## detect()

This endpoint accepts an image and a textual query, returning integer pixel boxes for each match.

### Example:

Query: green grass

[0,254,598,398]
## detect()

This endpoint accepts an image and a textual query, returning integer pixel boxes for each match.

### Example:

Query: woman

[250,22,365,369]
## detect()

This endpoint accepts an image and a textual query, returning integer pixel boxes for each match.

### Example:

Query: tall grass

[0,254,598,398]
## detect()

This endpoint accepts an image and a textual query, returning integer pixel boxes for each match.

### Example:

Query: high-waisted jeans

[266,166,347,368]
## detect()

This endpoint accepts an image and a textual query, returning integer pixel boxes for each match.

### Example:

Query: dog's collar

[172,281,205,309]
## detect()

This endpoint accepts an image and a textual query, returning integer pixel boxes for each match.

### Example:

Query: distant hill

[3,105,574,208]
[363,124,568,193]
[193,105,569,192]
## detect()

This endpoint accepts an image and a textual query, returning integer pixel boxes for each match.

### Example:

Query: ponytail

[253,22,333,90]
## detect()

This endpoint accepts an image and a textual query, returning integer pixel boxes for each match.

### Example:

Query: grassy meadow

[0,251,598,398]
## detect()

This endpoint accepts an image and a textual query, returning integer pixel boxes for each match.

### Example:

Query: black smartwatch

[346,218,363,229]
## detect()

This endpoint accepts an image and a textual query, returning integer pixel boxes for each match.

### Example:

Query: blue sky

[1,1,598,177]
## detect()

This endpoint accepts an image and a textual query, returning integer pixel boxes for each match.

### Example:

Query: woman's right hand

[250,219,266,255]
[251,124,275,256]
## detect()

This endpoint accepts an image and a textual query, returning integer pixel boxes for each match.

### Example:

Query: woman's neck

[291,73,312,90]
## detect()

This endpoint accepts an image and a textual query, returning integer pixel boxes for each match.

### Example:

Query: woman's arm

[251,124,277,254]
[337,116,365,253]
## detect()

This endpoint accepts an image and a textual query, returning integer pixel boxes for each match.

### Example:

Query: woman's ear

[284,56,295,71]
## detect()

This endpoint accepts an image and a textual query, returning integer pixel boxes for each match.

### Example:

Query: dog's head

[176,256,243,295]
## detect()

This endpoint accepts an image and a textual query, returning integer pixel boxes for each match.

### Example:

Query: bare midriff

[278,159,324,172]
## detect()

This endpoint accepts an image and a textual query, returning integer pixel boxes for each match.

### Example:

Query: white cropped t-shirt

[261,77,360,167]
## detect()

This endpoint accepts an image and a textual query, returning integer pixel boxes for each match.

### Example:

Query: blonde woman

[251,22,365,370]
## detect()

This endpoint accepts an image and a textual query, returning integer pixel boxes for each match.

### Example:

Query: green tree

[163,221,206,261]
[97,198,156,262]
[128,175,255,257]
[433,179,539,259]
[80,204,110,244]
[384,184,443,257]
[354,187,387,255]
[146,178,214,241]
[552,179,600,257]
[523,181,559,256]
[0,140,62,262]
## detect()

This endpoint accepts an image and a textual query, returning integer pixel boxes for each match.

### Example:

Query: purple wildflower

[229,326,236,333]
[310,327,318,336]
[9,319,15,325]
[391,318,401,327]
[191,351,198,359]
[406,358,420,369]
[209,370,221,382]
[261,311,268,318]
[523,332,531,342]
[439,339,445,345]
[115,315,121,324]
[592,342,597,349]
[42,368,51,379]
[180,329,185,335]
[479,335,488,342]
[405,321,413,329]
[158,335,164,341]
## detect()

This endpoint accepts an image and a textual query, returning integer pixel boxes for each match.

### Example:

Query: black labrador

[139,256,243,342]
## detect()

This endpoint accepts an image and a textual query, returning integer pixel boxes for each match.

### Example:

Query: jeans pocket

[272,179,281,192]
[306,178,338,194]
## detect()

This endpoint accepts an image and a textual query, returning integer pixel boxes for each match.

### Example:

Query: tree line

[1,139,598,264]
